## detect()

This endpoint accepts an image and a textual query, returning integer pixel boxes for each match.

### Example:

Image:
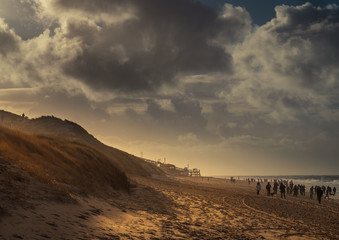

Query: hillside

[0,110,164,177]
[0,125,130,201]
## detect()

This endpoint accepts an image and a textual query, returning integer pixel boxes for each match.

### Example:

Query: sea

[218,175,339,200]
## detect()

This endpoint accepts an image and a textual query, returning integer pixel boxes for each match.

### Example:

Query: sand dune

[0,110,164,177]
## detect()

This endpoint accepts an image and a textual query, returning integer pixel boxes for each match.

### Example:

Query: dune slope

[0,125,129,199]
[0,110,164,177]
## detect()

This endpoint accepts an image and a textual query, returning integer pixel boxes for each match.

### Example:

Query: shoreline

[204,175,339,201]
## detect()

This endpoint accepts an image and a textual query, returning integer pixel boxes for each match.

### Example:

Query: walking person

[272,182,278,196]
[310,186,314,199]
[317,187,323,204]
[301,185,306,196]
[333,187,336,195]
[293,185,298,197]
[289,181,294,194]
[325,186,330,199]
[266,182,271,196]
[256,182,261,195]
[279,183,286,199]
[322,185,326,195]
[328,186,332,196]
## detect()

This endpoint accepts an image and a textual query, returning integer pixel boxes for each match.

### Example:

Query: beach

[1,1,339,238]
[1,174,338,240]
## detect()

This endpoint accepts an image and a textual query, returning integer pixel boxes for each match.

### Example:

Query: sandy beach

[1,173,338,240]
[1,0,339,238]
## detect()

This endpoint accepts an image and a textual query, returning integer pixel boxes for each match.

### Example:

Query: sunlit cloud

[0,0,339,174]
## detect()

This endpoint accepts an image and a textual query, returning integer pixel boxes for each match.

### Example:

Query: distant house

[164,164,176,170]
[189,168,201,177]
[140,158,200,177]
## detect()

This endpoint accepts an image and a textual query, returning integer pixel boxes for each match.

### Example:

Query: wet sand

[1,175,338,239]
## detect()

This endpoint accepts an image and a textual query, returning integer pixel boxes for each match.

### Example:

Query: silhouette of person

[279,183,286,199]
[293,185,298,197]
[256,182,261,195]
[317,187,323,204]
[266,182,271,196]
[333,187,336,196]
[273,182,278,195]
[289,181,294,194]
[325,186,330,199]
[310,186,314,199]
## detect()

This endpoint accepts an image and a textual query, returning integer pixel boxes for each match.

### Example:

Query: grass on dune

[0,126,129,196]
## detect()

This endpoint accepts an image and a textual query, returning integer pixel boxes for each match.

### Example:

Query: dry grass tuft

[0,126,129,197]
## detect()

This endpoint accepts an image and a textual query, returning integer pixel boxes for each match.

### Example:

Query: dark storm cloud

[0,24,19,55]
[146,95,208,136]
[0,0,46,40]
[184,82,219,99]
[273,3,339,32]
[57,0,235,92]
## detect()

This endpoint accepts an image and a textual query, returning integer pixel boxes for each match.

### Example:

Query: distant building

[189,168,201,177]
[141,158,200,177]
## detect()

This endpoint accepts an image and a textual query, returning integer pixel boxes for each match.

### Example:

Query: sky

[0,0,339,176]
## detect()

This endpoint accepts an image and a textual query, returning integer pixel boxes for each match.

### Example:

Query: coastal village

[143,158,201,177]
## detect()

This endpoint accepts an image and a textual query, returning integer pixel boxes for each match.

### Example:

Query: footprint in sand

[89,207,103,216]
[46,222,58,228]
[12,234,23,239]
[77,213,89,220]
[37,233,51,239]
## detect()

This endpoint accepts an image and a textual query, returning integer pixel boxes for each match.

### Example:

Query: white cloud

[224,3,339,123]
[0,1,339,174]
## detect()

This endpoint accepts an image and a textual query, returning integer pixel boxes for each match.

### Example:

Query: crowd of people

[251,178,337,204]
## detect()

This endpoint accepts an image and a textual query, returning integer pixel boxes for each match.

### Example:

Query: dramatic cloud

[209,3,339,172]
[145,95,209,138]
[0,18,21,55]
[54,0,239,92]
[0,0,249,94]
[0,0,45,39]
[1,1,339,174]
[226,3,339,123]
